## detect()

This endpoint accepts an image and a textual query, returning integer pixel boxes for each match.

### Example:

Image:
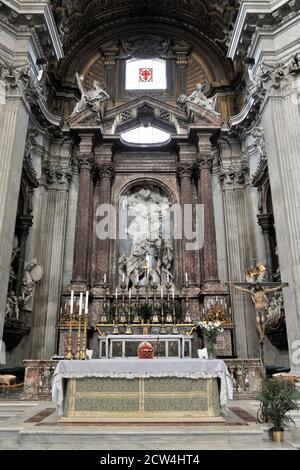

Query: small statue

[289,54,300,75]
[230,282,286,342]
[5,292,20,320]
[70,72,110,117]
[266,293,284,328]
[22,261,43,311]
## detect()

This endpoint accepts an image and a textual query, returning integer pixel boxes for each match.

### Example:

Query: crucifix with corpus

[227,262,288,345]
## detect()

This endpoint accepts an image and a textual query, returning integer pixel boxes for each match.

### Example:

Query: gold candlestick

[151,282,160,324]
[75,313,82,360]
[100,282,109,323]
[160,297,166,334]
[112,298,120,335]
[125,297,133,335]
[184,290,192,323]
[65,312,74,360]
[133,282,141,324]
[80,312,89,360]
[172,298,179,334]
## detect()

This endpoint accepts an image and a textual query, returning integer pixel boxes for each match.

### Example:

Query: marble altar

[52,358,233,420]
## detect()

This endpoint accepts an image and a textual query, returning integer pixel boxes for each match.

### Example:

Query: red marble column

[72,139,94,286]
[94,162,115,286]
[197,146,219,285]
[177,162,196,285]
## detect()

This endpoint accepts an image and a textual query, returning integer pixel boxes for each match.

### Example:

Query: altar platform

[52,358,233,422]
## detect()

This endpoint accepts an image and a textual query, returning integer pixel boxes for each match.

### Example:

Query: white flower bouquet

[197,321,224,358]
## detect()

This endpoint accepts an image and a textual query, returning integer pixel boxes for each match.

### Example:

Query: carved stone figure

[266,293,285,328]
[126,239,149,285]
[22,261,43,311]
[119,185,173,286]
[154,238,174,284]
[252,128,267,162]
[5,292,21,320]
[177,83,219,115]
[70,72,110,117]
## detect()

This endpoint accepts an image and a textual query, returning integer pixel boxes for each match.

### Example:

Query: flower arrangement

[198,321,224,359]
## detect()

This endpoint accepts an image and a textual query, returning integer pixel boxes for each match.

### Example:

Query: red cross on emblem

[139,68,153,82]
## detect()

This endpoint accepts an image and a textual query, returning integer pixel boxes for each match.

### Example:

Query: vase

[206,341,215,359]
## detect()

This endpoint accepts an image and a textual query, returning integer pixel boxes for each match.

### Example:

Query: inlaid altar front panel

[63,376,220,419]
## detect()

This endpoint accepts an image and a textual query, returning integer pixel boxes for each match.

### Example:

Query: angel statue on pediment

[177,83,220,116]
[70,72,110,118]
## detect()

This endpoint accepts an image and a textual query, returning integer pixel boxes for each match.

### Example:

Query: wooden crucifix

[227,282,288,343]
[226,281,288,369]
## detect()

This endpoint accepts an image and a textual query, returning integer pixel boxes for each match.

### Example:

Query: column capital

[0,59,31,97]
[177,162,194,179]
[220,161,249,189]
[197,152,214,171]
[77,154,94,171]
[99,162,115,179]
[43,162,72,190]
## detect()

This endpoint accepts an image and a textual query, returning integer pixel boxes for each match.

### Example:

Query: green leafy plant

[257,377,300,428]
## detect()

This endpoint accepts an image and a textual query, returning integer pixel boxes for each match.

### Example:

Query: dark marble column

[72,136,94,286]
[94,162,115,286]
[177,161,196,285]
[257,213,277,280]
[196,137,220,286]
[15,215,33,296]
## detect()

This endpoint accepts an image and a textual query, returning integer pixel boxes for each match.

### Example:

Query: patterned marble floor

[0,399,299,450]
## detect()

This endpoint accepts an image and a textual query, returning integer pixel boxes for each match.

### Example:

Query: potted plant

[197,321,223,359]
[257,376,300,442]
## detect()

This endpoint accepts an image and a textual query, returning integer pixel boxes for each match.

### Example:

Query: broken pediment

[68,95,222,137]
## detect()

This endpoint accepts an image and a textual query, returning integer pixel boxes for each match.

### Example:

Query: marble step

[0,411,19,421]
[17,426,263,445]
[0,427,22,440]
[0,401,38,413]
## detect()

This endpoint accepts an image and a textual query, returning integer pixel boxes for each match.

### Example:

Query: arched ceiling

[51,0,238,83]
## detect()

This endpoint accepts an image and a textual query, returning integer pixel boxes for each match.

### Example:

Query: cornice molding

[0,0,64,60]
[228,0,300,60]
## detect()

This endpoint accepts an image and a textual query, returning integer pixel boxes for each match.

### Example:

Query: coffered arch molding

[58,20,233,86]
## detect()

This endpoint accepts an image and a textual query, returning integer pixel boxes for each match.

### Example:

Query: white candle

[115,288,118,300]
[136,274,139,283]
[167,273,170,283]
[161,287,164,299]
[153,274,156,283]
[85,291,89,314]
[123,274,125,283]
[60,307,62,314]
[185,273,188,283]
[104,274,107,283]
[79,292,83,316]
[70,290,74,315]
[172,288,175,300]
[129,289,132,300]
